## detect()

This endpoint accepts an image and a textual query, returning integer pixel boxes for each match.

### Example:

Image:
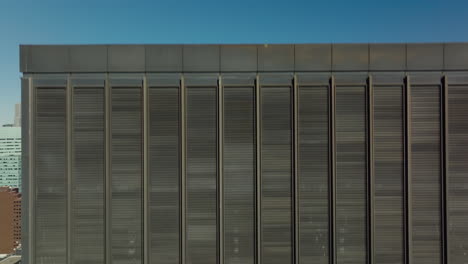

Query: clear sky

[1,0,468,125]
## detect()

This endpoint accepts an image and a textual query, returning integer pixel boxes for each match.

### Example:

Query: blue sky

[1,0,468,125]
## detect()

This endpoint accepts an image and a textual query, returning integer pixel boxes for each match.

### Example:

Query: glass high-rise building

[0,127,21,190]
[20,43,468,264]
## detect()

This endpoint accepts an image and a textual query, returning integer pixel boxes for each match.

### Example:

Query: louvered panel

[223,87,255,264]
[149,87,180,264]
[261,87,292,264]
[373,85,404,264]
[410,85,441,264]
[35,88,67,264]
[335,86,367,264]
[186,87,217,264]
[111,87,143,264]
[72,88,105,264]
[298,86,329,264]
[447,85,468,263]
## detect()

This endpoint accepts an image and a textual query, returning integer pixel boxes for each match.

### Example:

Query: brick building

[0,187,21,254]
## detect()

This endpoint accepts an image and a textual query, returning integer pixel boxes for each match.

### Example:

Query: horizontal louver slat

[72,88,105,264]
[149,87,181,264]
[335,86,367,264]
[111,87,143,264]
[373,85,404,264]
[298,86,329,264]
[186,87,218,264]
[224,87,256,264]
[261,87,292,264]
[447,85,468,263]
[35,88,67,264]
[410,85,441,264]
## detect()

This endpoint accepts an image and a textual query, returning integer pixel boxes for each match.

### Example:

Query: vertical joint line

[180,75,186,264]
[143,76,149,264]
[105,74,111,264]
[404,75,412,264]
[441,75,448,264]
[329,75,337,264]
[293,74,299,264]
[66,75,72,264]
[402,77,408,264]
[255,74,262,264]
[218,75,224,264]
[367,75,375,264]
[29,77,35,263]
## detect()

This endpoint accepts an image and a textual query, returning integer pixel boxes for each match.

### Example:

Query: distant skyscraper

[13,104,20,127]
[0,127,21,190]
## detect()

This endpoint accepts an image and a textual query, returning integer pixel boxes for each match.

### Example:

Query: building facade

[21,43,468,264]
[0,187,21,254]
[0,128,21,190]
